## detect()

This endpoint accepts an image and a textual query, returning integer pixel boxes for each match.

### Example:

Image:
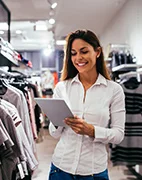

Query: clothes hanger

[119,71,142,89]
[0,75,8,95]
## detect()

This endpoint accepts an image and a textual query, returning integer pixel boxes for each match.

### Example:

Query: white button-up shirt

[49,73,125,175]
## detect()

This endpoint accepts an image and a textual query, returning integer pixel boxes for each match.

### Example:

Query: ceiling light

[43,48,53,56]
[0,31,4,35]
[47,44,52,49]
[56,40,66,45]
[0,23,8,30]
[34,21,48,31]
[16,30,22,34]
[49,18,55,25]
[35,25,48,31]
[51,2,57,9]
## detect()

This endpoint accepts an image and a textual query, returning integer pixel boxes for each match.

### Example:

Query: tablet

[34,98,74,127]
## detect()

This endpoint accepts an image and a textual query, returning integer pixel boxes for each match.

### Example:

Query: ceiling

[1,0,128,51]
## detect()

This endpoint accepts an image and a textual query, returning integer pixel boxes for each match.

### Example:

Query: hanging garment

[0,108,20,180]
[24,88,38,140]
[23,83,42,136]
[0,99,38,171]
[109,51,135,69]
[111,77,142,166]
[1,85,35,153]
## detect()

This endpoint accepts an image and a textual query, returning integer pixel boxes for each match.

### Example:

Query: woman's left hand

[64,116,95,137]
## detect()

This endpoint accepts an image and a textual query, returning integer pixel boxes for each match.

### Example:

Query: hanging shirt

[2,85,35,153]
[49,73,125,175]
[111,78,142,166]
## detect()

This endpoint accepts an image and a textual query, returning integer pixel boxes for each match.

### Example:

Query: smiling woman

[48,29,126,180]
[71,39,101,83]
[61,30,111,81]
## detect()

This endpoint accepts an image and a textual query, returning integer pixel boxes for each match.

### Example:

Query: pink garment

[26,89,38,140]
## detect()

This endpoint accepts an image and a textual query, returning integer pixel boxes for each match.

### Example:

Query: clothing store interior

[0,0,142,179]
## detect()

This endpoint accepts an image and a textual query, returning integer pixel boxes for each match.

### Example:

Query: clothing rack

[119,69,142,82]
[0,73,41,179]
[115,68,142,180]
[106,43,136,81]
[109,43,130,49]
[106,43,131,60]
[111,64,142,81]
[127,166,142,180]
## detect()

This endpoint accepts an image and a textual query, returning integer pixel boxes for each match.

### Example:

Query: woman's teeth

[77,62,87,66]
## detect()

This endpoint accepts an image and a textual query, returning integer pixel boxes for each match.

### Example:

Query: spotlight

[51,2,57,9]
[16,30,22,34]
[43,48,52,56]
[49,18,55,25]
[0,31,4,34]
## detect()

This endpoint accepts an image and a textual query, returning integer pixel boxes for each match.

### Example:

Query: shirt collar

[71,73,107,86]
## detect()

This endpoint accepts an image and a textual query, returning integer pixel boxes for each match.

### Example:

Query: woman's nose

[76,53,82,60]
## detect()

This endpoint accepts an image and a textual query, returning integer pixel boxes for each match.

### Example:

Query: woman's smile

[76,61,88,67]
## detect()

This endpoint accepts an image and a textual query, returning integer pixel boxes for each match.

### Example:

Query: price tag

[17,163,25,179]
[21,161,28,176]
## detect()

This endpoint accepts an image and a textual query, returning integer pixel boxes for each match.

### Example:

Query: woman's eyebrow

[71,49,76,51]
[80,47,88,50]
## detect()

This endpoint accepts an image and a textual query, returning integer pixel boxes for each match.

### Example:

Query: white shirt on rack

[49,73,125,175]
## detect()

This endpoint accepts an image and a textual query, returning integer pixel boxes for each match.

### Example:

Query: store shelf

[0,68,14,77]
[112,64,142,72]
[105,57,112,61]
[18,61,30,69]
[0,50,19,67]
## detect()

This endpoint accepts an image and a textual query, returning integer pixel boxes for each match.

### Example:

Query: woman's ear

[96,47,101,58]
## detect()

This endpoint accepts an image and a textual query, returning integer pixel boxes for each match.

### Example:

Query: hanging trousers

[48,163,109,180]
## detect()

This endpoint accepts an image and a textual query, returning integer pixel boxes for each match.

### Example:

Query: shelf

[0,50,19,67]
[112,64,142,72]
[105,57,112,62]
[19,61,31,69]
[110,44,130,49]
[0,68,14,77]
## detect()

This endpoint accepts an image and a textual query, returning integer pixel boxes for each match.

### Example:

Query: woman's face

[71,38,100,74]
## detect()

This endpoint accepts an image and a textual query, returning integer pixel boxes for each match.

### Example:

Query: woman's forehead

[71,39,92,49]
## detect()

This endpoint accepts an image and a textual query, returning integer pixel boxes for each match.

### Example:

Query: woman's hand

[64,116,95,137]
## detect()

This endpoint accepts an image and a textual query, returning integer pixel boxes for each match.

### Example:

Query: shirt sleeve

[49,82,64,139]
[94,84,125,144]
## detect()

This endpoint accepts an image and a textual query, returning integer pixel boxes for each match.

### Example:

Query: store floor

[32,129,137,180]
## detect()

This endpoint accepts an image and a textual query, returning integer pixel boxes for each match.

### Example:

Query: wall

[100,0,142,64]
[20,51,42,71]
[19,50,64,79]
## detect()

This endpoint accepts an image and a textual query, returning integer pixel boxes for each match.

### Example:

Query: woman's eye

[71,52,76,56]
[82,51,88,54]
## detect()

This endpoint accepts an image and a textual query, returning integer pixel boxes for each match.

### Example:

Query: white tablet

[34,98,74,127]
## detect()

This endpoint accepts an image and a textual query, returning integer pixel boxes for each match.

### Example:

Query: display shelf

[0,68,14,77]
[18,61,31,69]
[105,57,112,61]
[112,64,142,72]
[127,166,142,180]
[0,50,19,67]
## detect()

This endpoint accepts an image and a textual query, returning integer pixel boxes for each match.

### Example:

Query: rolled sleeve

[94,84,125,144]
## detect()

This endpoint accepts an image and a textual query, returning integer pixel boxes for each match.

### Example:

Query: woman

[48,29,125,180]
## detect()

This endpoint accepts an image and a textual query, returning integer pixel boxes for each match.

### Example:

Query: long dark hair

[60,29,111,81]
